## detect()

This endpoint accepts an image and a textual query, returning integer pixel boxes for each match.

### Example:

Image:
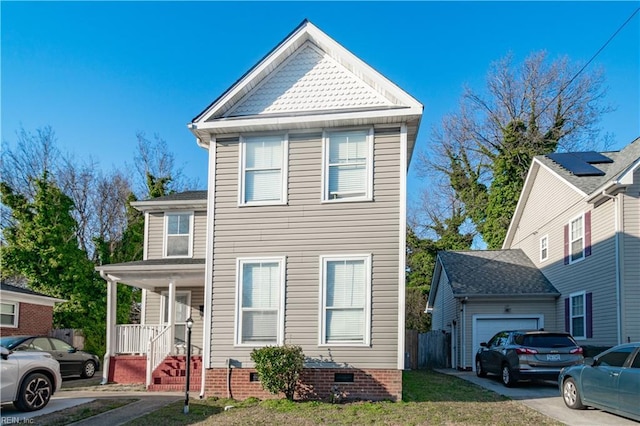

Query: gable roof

[504,137,640,248]
[1,281,66,305]
[188,20,423,160]
[432,249,559,300]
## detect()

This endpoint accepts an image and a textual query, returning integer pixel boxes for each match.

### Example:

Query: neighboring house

[97,20,423,401]
[427,137,640,370]
[0,281,65,337]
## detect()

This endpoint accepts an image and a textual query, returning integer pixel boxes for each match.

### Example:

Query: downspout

[601,190,623,344]
[200,135,217,399]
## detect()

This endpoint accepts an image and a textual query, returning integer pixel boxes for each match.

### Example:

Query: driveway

[438,369,638,425]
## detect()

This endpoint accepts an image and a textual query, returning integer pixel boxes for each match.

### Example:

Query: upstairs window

[570,216,584,262]
[0,302,18,327]
[164,212,193,258]
[320,255,371,346]
[564,212,591,265]
[239,134,288,206]
[236,257,285,345]
[540,235,549,262]
[323,129,373,202]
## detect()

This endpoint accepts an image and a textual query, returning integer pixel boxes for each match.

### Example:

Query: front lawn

[126,370,562,425]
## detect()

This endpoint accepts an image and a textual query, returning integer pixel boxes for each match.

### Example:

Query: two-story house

[426,137,640,370]
[97,20,423,401]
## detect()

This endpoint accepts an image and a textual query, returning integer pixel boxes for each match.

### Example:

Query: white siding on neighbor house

[508,166,619,346]
[621,168,640,342]
[145,210,207,259]
[209,129,402,369]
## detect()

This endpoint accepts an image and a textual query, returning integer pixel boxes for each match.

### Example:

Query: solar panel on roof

[547,153,606,176]
[573,151,613,164]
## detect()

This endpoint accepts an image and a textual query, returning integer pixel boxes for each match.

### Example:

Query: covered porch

[97,258,206,388]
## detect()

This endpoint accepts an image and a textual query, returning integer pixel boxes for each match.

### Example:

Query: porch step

[149,355,202,392]
[148,382,201,392]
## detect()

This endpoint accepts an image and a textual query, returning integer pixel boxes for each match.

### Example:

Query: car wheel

[475,358,487,377]
[81,360,96,378]
[501,364,516,387]
[562,377,585,409]
[13,373,53,412]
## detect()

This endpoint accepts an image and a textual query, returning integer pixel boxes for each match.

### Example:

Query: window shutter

[584,211,592,257]
[563,224,569,265]
[564,298,570,332]
[586,292,593,338]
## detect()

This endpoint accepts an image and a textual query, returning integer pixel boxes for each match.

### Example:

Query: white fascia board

[0,290,66,306]
[96,263,205,274]
[192,107,423,133]
[425,257,444,309]
[131,200,207,212]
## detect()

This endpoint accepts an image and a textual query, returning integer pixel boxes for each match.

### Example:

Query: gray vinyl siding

[621,168,640,342]
[509,166,619,346]
[145,211,207,260]
[210,129,402,369]
[431,270,456,332]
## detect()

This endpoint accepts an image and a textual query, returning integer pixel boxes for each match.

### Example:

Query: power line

[536,7,640,121]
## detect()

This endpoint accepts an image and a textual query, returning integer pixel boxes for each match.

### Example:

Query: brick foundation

[0,302,54,337]
[108,355,146,384]
[203,367,402,401]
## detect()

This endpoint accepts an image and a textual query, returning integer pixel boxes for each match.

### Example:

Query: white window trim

[163,211,194,258]
[321,128,374,203]
[0,301,19,328]
[318,254,372,347]
[234,256,286,347]
[569,291,587,340]
[569,213,585,264]
[160,290,192,345]
[540,235,549,262]
[238,134,289,207]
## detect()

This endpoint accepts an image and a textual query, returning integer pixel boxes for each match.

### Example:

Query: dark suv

[475,330,583,387]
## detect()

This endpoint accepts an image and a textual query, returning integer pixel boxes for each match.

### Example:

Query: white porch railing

[116,325,163,355]
[146,326,172,387]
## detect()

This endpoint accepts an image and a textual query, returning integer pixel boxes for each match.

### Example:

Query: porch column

[168,279,176,348]
[102,277,117,385]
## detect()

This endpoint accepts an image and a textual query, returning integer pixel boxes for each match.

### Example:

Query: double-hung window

[236,257,285,345]
[322,129,373,202]
[570,215,584,263]
[239,134,288,205]
[164,212,193,258]
[540,235,549,262]
[319,255,371,346]
[570,291,586,339]
[0,302,18,327]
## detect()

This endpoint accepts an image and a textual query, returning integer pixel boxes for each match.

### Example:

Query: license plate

[546,354,561,361]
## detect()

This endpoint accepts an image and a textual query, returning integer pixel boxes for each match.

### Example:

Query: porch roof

[96,258,205,290]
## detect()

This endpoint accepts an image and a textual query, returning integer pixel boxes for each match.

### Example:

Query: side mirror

[1,346,10,360]
[68,348,77,353]
[584,357,595,366]
[480,342,488,348]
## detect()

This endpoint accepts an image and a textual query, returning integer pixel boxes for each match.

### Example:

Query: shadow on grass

[402,369,508,403]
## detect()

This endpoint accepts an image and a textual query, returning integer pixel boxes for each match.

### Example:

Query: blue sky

[2,1,639,202]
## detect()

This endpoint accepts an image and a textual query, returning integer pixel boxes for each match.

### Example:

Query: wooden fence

[50,328,85,349]
[406,330,451,369]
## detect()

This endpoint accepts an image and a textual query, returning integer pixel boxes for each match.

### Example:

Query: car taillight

[516,347,538,355]
[570,347,583,355]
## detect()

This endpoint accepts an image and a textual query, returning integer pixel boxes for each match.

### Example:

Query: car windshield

[515,334,576,348]
[0,336,27,349]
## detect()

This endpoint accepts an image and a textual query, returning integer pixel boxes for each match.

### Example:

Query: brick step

[148,383,201,392]
[155,368,202,377]
[153,374,202,385]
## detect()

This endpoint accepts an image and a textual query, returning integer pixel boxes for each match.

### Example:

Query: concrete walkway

[437,369,638,426]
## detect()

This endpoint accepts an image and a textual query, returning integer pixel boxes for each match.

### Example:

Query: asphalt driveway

[438,369,638,425]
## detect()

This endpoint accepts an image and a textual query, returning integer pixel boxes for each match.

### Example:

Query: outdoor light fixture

[184,317,194,414]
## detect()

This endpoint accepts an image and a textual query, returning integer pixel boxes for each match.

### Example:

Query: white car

[1,345,62,411]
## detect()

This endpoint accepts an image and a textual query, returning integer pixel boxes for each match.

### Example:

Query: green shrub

[250,344,305,401]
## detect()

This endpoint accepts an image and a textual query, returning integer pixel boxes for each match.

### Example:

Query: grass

[123,370,563,425]
[31,399,138,426]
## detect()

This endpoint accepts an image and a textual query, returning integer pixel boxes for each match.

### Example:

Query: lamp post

[184,317,194,414]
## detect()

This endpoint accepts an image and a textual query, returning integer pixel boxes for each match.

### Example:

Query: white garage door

[472,317,541,371]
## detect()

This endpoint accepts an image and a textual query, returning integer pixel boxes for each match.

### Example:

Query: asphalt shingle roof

[1,281,60,299]
[536,137,640,195]
[142,190,207,202]
[438,249,559,296]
